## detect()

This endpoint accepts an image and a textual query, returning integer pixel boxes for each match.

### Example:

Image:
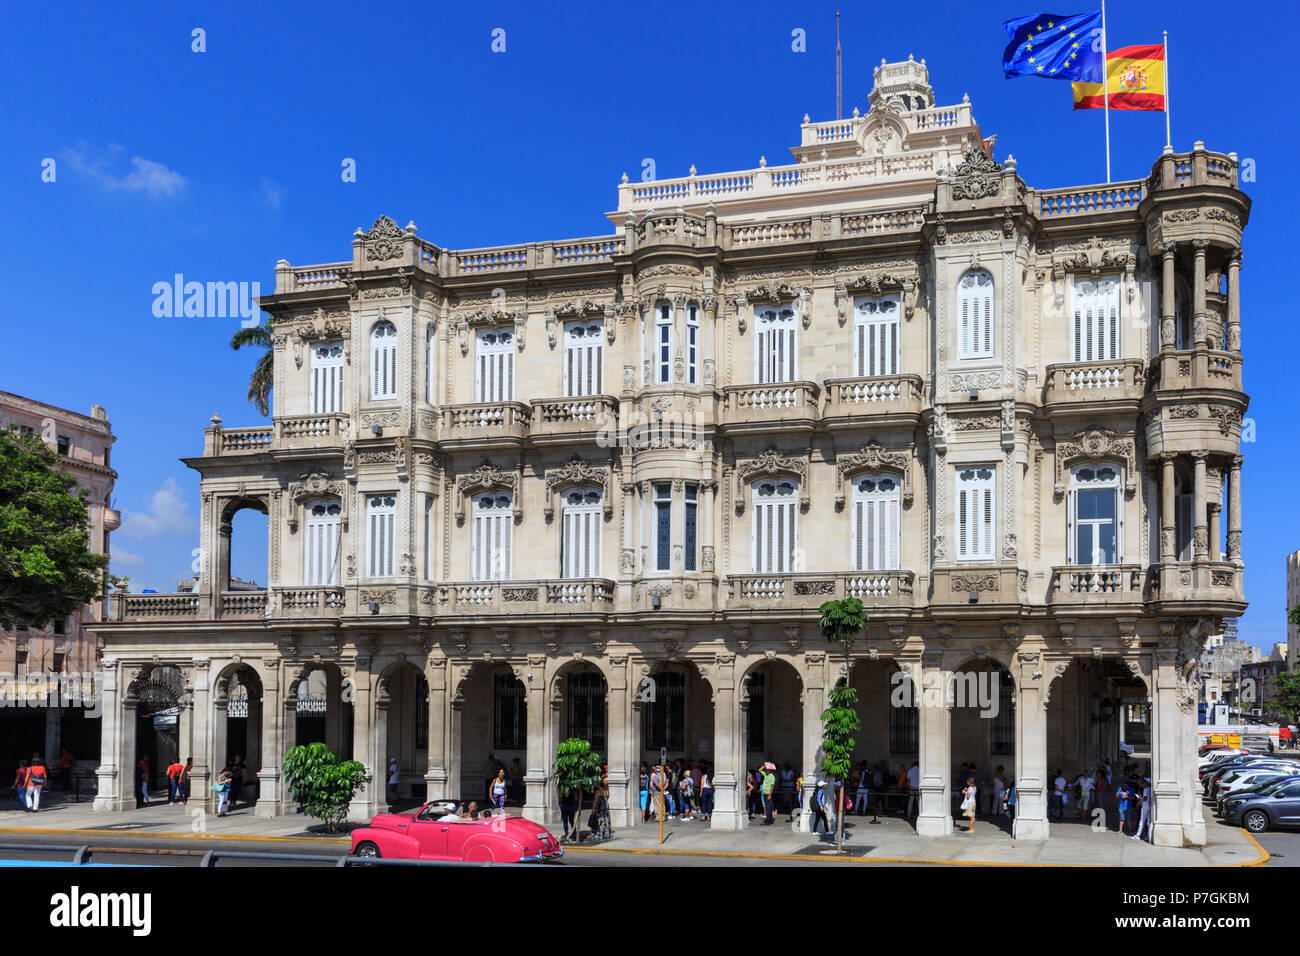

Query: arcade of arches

[90,618,1210,846]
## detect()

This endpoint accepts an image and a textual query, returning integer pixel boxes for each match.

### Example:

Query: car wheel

[354,841,382,859]
[465,844,496,864]
[1242,810,1269,834]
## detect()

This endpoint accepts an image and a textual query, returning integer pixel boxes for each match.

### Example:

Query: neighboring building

[0,391,118,772]
[90,57,1250,847]
[1240,659,1286,722]
[1270,642,1288,664]
[177,574,262,593]
[1288,550,1300,667]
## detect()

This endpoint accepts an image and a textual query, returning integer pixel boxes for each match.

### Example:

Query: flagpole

[1163,30,1172,149]
[1101,0,1111,182]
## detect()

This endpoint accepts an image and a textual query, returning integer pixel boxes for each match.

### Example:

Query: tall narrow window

[684,484,698,572]
[370,321,398,401]
[955,467,995,561]
[644,670,686,752]
[655,303,673,384]
[654,483,672,571]
[366,494,396,578]
[990,671,1015,755]
[686,305,699,385]
[851,475,900,571]
[1176,488,1194,562]
[492,673,526,749]
[304,500,342,585]
[1069,464,1122,565]
[745,671,766,751]
[1071,278,1121,362]
[561,488,602,578]
[853,297,900,376]
[890,686,919,754]
[752,479,798,573]
[311,343,345,414]
[422,495,433,579]
[564,320,604,396]
[755,305,798,383]
[476,328,515,402]
[957,271,994,359]
[426,326,436,404]
[471,492,513,580]
[567,671,606,752]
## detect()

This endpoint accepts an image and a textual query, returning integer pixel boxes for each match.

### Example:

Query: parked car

[1215,768,1300,803]
[1222,779,1300,833]
[349,803,563,863]
[1217,774,1300,815]
[1199,744,1232,758]
[1204,757,1297,793]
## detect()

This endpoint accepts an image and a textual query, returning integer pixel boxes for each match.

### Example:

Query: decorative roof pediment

[835,441,915,508]
[949,147,1003,201]
[734,446,810,513]
[454,460,521,521]
[1053,425,1137,496]
[543,456,613,520]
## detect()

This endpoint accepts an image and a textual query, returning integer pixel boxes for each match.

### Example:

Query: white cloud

[109,546,148,569]
[260,177,285,212]
[61,144,186,198]
[119,478,196,538]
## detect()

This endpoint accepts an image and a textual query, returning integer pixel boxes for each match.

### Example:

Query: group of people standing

[640,759,713,822]
[1050,761,1154,840]
[9,751,79,812]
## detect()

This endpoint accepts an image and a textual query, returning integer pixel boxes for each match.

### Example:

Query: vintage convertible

[350,804,564,863]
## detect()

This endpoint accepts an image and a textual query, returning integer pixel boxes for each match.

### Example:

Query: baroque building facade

[91,58,1249,846]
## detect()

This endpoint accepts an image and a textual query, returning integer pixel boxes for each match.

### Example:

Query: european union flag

[1003,11,1103,81]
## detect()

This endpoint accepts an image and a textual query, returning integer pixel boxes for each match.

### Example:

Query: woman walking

[214,768,232,816]
[639,763,650,822]
[699,765,713,821]
[490,768,508,813]
[744,769,757,821]
[961,779,977,833]
[590,780,612,841]
[810,781,831,835]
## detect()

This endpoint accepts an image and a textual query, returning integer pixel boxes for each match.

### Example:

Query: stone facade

[90,58,1249,846]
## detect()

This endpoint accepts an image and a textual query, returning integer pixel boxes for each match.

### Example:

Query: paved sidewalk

[0,796,1266,866]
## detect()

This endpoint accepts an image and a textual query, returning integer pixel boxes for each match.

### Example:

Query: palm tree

[229,315,274,417]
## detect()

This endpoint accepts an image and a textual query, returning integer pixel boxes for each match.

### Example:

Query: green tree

[552,737,603,842]
[1269,670,1300,728]
[281,742,367,832]
[229,314,275,417]
[818,596,868,853]
[0,429,109,630]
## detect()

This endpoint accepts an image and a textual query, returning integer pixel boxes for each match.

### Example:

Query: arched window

[310,343,344,414]
[854,296,900,377]
[1071,278,1120,362]
[957,270,994,359]
[561,488,602,578]
[471,492,513,581]
[564,320,604,396]
[303,499,342,586]
[369,321,398,401]
[751,479,798,573]
[476,328,514,402]
[1069,464,1122,565]
[851,474,900,571]
[755,304,798,383]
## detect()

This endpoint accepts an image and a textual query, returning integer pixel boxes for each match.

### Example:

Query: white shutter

[561,490,602,578]
[476,329,515,402]
[366,496,395,578]
[854,298,900,377]
[370,322,397,401]
[471,493,513,581]
[755,306,797,384]
[958,272,994,359]
[564,321,604,397]
[956,467,996,561]
[851,476,901,571]
[1072,278,1121,362]
[311,345,344,414]
[752,481,798,573]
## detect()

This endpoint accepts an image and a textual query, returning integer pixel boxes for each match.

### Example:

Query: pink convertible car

[350,804,564,863]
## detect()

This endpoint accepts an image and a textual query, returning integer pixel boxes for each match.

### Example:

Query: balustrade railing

[727,571,914,606]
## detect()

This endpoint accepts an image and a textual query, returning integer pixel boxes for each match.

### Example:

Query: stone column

[1150,643,1190,846]
[120,697,138,809]
[1227,456,1242,563]
[257,658,282,818]
[522,655,548,822]
[189,659,211,809]
[605,655,631,828]
[1192,240,1209,347]
[1160,244,1177,351]
[710,653,740,830]
[916,650,953,837]
[798,652,827,834]
[93,659,121,812]
[1192,452,1208,561]
[425,655,449,802]
[448,696,464,804]
[280,675,298,814]
[1160,454,1177,562]
[1014,648,1049,840]
[1226,249,1242,352]
[700,479,716,575]
[348,660,375,821]
[374,683,390,810]
[1208,504,1222,562]
[212,680,230,778]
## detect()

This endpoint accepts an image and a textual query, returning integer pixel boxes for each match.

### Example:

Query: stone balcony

[1148,561,1246,611]
[822,374,925,430]
[719,382,820,436]
[430,578,616,616]
[1042,360,1145,411]
[439,402,531,450]
[725,570,915,612]
[1149,349,1243,393]
[529,395,618,445]
[930,566,1023,608]
[203,415,348,457]
[273,586,346,618]
[1047,564,1147,611]
[113,592,201,621]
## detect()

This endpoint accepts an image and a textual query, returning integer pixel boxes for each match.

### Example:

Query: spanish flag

[1072,44,1165,110]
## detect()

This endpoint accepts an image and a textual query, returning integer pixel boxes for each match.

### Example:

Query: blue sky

[0,1,1290,650]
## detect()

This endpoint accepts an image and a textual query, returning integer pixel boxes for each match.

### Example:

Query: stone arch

[1045,655,1145,787]
[127,663,186,795]
[286,660,352,759]
[738,655,804,788]
[947,654,1016,798]
[635,657,714,766]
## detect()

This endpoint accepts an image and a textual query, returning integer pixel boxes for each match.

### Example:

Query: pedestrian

[167,758,185,803]
[214,768,232,816]
[559,783,578,840]
[227,755,246,812]
[179,757,192,807]
[589,779,612,841]
[639,763,650,822]
[700,765,713,821]
[385,757,400,808]
[57,749,74,791]
[1116,777,1134,834]
[792,771,804,822]
[25,755,47,812]
[1077,770,1094,818]
[810,781,831,835]
[677,770,694,820]
[1093,767,1108,816]
[509,759,523,800]
[906,761,920,819]
[761,763,776,824]
[490,769,508,813]
[745,768,757,820]
[853,761,872,815]
[992,766,1007,816]
[779,762,795,815]
[960,778,977,833]
[136,755,151,808]
[11,760,28,810]
[1133,777,1153,842]
[1050,769,1066,820]
[1004,781,1016,819]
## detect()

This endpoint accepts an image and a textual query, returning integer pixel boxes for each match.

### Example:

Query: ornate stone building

[91,57,1248,846]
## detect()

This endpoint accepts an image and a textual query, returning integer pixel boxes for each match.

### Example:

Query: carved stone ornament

[734,447,809,513]
[1050,236,1132,279]
[950,147,1003,201]
[835,440,913,508]
[454,461,521,522]
[543,456,613,520]
[285,471,349,532]
[1053,425,1137,496]
[363,215,406,262]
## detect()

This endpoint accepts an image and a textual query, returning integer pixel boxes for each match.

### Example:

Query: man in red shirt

[167,760,185,803]
[25,755,47,812]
